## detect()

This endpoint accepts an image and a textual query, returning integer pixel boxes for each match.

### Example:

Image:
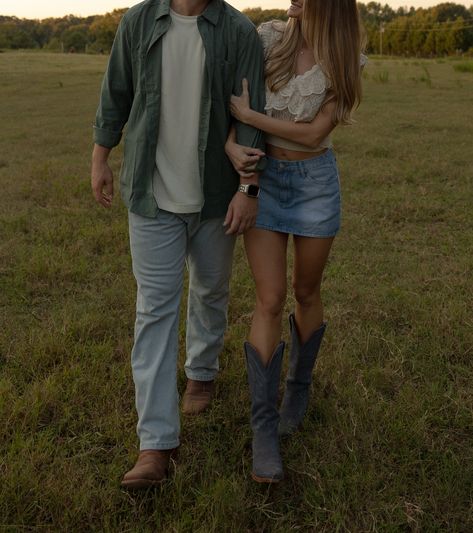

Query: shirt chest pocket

[130,45,147,90]
[212,59,234,101]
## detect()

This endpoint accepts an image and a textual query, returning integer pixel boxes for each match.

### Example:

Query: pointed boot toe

[252,431,284,483]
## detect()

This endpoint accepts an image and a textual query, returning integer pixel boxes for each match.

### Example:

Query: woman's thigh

[244,228,289,305]
[292,235,334,295]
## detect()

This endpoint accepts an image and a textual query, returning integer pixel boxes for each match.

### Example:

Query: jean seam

[254,222,339,238]
[140,440,180,450]
[185,371,217,381]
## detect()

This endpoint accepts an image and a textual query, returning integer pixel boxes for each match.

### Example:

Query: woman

[226,0,366,483]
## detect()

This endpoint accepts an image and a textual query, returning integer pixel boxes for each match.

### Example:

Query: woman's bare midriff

[266,143,328,161]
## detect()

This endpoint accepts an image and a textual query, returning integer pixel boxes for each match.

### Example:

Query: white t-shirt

[153,9,206,213]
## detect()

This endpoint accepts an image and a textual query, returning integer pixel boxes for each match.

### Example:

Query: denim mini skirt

[255,149,341,238]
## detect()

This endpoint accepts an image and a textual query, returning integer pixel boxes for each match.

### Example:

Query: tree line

[1,2,472,56]
[0,9,125,53]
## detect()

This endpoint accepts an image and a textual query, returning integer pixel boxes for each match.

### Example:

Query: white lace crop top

[257,21,367,153]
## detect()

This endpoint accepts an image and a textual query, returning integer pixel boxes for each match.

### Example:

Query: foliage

[88,10,125,53]
[0,10,126,53]
[62,25,89,53]
[453,60,473,71]
[361,2,473,55]
[0,3,473,56]
[371,69,389,82]
[0,22,37,49]
[242,7,288,25]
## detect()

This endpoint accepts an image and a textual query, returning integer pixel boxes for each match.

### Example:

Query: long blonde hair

[265,0,365,124]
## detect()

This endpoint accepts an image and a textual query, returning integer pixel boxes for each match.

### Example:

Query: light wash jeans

[128,210,236,450]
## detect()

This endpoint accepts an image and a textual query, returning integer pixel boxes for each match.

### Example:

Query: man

[91,0,265,489]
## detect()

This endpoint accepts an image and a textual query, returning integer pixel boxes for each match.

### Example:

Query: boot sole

[251,472,283,484]
[181,403,211,415]
[121,477,167,490]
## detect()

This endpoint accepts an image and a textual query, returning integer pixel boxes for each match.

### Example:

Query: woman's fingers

[242,78,249,95]
[243,147,265,157]
[243,154,260,163]
[236,155,260,172]
[238,170,256,178]
[231,148,265,172]
[239,148,265,160]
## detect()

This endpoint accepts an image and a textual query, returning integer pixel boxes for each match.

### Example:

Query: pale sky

[0,0,471,20]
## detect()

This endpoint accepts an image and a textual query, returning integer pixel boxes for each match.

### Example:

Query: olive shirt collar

[154,0,222,25]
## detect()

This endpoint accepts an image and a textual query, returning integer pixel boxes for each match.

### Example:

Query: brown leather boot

[181,379,215,415]
[121,449,177,490]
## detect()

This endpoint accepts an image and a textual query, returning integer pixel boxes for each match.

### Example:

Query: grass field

[0,52,472,531]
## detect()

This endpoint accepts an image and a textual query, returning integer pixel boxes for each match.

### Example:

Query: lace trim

[265,65,328,121]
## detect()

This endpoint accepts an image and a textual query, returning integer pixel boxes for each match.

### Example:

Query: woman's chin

[287,5,302,18]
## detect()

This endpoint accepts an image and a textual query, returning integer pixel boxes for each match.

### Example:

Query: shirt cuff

[93,126,122,148]
[255,157,267,172]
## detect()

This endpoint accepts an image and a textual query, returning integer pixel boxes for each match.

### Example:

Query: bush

[45,37,62,52]
[372,70,390,83]
[453,62,473,73]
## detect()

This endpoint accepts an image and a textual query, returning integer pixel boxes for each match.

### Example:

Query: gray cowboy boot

[279,314,326,437]
[244,341,285,483]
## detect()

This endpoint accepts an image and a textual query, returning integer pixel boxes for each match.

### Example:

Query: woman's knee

[255,289,286,319]
[293,281,321,308]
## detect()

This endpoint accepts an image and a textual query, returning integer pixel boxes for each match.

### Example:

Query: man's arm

[223,25,266,235]
[91,145,113,208]
[232,25,266,171]
[91,16,134,207]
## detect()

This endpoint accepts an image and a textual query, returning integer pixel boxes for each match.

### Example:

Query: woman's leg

[292,235,334,342]
[244,228,289,365]
[244,227,288,482]
[278,235,334,436]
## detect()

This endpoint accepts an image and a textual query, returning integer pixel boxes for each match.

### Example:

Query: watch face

[247,184,259,198]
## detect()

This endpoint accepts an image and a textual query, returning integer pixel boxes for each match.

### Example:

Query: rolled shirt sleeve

[93,17,134,148]
[233,25,266,170]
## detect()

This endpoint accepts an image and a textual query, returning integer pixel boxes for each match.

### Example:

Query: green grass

[371,70,389,84]
[453,61,473,73]
[1,52,472,531]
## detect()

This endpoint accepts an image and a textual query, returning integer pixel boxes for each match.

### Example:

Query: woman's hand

[230,78,253,124]
[225,138,264,179]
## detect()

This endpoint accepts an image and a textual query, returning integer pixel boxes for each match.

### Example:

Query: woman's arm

[230,79,337,151]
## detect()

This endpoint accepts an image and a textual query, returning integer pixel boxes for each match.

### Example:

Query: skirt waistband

[265,148,336,171]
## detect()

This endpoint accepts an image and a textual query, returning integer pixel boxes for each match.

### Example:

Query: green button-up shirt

[94,0,266,219]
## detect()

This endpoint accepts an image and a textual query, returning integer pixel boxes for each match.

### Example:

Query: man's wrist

[238,183,260,198]
[92,144,111,165]
[239,173,259,185]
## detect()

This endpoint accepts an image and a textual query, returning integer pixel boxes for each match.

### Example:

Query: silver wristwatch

[238,183,260,198]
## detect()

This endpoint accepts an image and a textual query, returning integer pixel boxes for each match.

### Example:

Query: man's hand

[223,190,258,235]
[91,145,113,208]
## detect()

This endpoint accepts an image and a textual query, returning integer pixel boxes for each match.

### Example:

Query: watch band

[238,183,260,198]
